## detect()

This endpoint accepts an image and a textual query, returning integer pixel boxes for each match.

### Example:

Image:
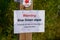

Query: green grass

[0,0,60,40]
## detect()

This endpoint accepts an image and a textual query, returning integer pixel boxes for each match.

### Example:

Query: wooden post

[19,0,33,40]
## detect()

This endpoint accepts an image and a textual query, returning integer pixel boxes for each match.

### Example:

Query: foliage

[33,0,59,40]
[0,0,18,40]
[0,0,60,40]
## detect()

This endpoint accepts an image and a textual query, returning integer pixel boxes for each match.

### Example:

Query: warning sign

[14,10,45,33]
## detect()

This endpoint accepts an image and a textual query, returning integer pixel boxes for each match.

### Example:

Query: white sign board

[14,0,32,7]
[14,10,45,33]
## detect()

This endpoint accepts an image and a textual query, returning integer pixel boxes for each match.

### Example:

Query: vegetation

[0,0,60,40]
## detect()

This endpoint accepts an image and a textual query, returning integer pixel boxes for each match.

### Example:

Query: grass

[0,0,60,40]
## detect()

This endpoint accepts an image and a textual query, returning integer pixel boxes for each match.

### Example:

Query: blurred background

[0,0,60,40]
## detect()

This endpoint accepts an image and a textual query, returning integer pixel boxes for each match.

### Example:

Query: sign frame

[14,10,45,33]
